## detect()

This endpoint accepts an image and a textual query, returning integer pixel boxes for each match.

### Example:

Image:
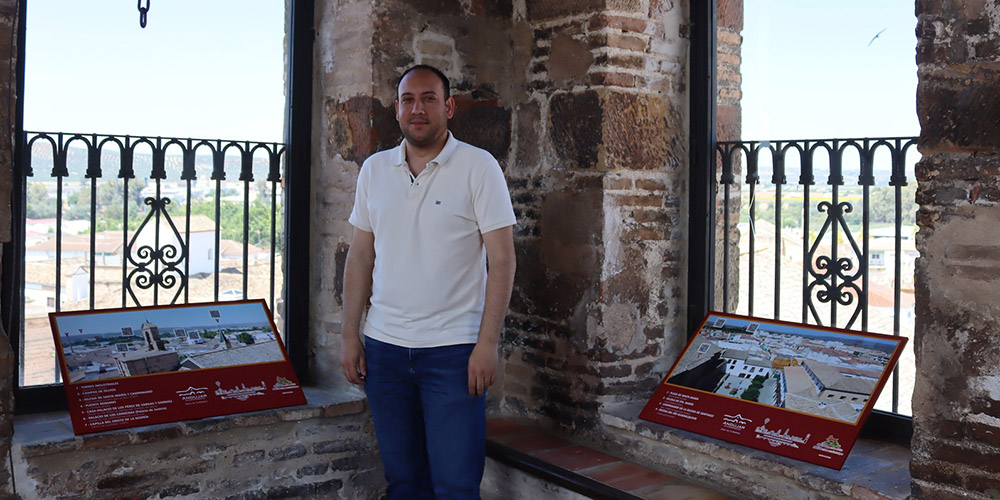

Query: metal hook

[138,0,150,28]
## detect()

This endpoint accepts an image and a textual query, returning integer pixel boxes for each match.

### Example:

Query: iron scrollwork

[126,197,187,305]
[806,200,865,328]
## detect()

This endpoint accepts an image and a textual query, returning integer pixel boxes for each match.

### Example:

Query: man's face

[395,69,455,149]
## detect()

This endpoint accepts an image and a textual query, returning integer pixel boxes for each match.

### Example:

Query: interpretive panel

[639,312,907,470]
[50,300,306,435]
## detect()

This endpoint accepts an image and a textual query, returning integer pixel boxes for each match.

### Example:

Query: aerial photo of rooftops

[51,301,285,383]
[667,315,904,424]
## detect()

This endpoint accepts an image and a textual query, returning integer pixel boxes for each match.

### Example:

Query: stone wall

[3,0,1000,498]
[311,0,740,437]
[500,0,690,429]
[0,0,16,497]
[11,396,382,500]
[911,0,1000,498]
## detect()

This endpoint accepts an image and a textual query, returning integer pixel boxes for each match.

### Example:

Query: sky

[24,1,285,142]
[741,1,920,141]
[23,2,920,146]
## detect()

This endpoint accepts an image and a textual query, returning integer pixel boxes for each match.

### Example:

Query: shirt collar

[393,131,458,168]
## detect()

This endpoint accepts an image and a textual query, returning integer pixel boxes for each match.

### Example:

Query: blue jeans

[364,336,485,500]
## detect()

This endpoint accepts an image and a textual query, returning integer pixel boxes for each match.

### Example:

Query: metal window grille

[715,136,919,418]
[17,131,285,388]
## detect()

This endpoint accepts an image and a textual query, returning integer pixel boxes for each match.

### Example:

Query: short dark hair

[398,64,451,98]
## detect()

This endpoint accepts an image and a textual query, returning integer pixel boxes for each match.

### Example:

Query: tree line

[26,180,282,248]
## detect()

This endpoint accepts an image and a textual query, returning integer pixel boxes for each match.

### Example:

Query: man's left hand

[467,342,497,396]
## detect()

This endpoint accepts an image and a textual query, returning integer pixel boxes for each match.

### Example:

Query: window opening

[12,1,291,396]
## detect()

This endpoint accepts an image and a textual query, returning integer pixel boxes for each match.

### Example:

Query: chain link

[137,0,150,28]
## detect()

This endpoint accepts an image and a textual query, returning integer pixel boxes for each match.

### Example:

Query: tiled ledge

[487,418,733,499]
[600,402,912,500]
[12,387,367,458]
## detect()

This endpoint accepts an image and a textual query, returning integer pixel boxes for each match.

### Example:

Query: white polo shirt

[348,132,516,348]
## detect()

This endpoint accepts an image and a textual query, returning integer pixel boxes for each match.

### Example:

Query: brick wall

[716,0,742,306]
[911,0,1000,498]
[11,399,382,500]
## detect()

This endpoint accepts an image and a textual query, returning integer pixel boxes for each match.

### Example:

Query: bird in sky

[867,28,887,47]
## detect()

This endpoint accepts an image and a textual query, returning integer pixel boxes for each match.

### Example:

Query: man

[340,64,517,499]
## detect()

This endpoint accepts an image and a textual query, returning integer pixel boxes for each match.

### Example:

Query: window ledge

[600,402,912,500]
[12,386,366,459]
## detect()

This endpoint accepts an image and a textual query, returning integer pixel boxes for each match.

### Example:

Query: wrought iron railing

[19,131,286,387]
[715,136,919,417]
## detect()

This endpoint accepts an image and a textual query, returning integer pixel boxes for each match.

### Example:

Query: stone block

[550,91,602,169]
[635,178,667,191]
[590,71,636,88]
[912,480,973,500]
[81,433,131,451]
[605,176,633,190]
[131,425,185,444]
[314,438,365,455]
[526,0,604,21]
[970,397,1000,418]
[966,422,1000,447]
[718,104,742,142]
[181,460,217,476]
[600,244,650,302]
[330,452,382,472]
[591,32,649,52]
[512,104,542,174]
[322,398,366,418]
[268,443,307,461]
[297,463,330,478]
[717,29,742,49]
[606,0,644,13]
[597,53,646,70]
[612,194,663,207]
[511,177,602,321]
[277,407,323,421]
[159,483,201,497]
[962,469,1000,493]
[548,35,594,88]
[231,413,281,428]
[393,0,463,16]
[632,208,667,223]
[918,63,1000,153]
[325,96,401,165]
[233,450,265,466]
[717,0,743,31]
[468,0,513,18]
[96,471,168,490]
[603,92,674,170]
[925,441,1000,473]
[588,15,649,34]
[450,95,512,162]
[182,418,232,436]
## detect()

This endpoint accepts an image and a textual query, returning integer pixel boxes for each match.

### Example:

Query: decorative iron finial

[138,0,150,28]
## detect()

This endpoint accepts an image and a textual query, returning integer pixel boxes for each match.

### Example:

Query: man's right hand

[340,334,367,385]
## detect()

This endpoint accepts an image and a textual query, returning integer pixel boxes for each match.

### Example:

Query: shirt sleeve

[473,155,517,234]
[348,162,373,232]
